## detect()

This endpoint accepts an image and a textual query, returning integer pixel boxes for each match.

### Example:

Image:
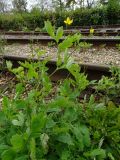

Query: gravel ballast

[3,43,120,66]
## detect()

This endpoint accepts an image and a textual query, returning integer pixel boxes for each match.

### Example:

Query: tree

[52,0,66,12]
[86,0,95,8]
[100,0,108,5]
[66,0,95,9]
[0,0,8,13]
[12,0,27,12]
[66,0,77,10]
[37,0,49,11]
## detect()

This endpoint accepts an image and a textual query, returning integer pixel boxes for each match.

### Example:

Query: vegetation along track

[1,34,120,47]
[2,54,110,82]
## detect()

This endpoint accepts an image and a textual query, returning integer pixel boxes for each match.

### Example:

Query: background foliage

[0,4,120,30]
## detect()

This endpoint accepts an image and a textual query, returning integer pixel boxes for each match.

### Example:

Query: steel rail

[1,30,120,36]
[68,24,120,29]
[1,34,120,46]
[2,54,111,81]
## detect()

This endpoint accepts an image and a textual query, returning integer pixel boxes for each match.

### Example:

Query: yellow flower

[64,17,73,25]
[90,28,94,34]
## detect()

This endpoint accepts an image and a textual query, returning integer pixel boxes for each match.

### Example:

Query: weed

[35,27,41,32]
[0,38,6,55]
[48,41,56,47]
[22,26,30,32]
[0,21,120,160]
[116,43,120,51]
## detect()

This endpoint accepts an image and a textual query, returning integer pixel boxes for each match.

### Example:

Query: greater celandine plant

[0,21,120,160]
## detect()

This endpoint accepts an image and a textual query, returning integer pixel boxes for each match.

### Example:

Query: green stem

[49,68,58,78]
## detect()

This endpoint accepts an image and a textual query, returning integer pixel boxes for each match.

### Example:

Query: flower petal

[64,20,67,24]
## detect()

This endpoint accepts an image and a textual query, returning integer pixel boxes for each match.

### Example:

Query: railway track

[1,24,120,32]
[1,34,120,46]
[1,29,120,36]
[1,54,111,81]
[68,24,120,29]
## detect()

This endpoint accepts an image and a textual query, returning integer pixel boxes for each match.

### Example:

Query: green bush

[0,13,24,30]
[0,5,120,30]
[107,0,120,24]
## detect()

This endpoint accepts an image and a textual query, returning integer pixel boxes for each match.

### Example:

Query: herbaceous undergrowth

[0,21,120,160]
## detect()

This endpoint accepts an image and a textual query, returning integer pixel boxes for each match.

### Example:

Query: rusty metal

[1,30,120,36]
[3,55,111,81]
[1,34,120,47]
[68,24,120,29]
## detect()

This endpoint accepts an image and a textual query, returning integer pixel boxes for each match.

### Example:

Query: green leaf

[12,120,21,126]
[107,101,116,109]
[61,150,70,160]
[55,27,63,43]
[30,138,36,160]
[89,148,106,159]
[88,95,95,107]
[56,133,74,145]
[45,21,55,38]
[40,133,49,154]
[56,53,62,66]
[0,112,6,125]
[46,118,56,128]
[31,112,46,134]
[63,107,78,122]
[12,111,24,126]
[15,83,24,95]
[15,155,28,160]
[108,152,115,160]
[41,68,52,93]
[27,66,38,80]
[6,61,12,70]
[58,36,73,52]
[47,107,61,113]
[10,134,24,152]
[94,103,105,110]
[0,145,9,154]
[72,125,90,149]
[14,100,27,109]
[58,34,81,52]
[49,96,75,109]
[12,66,24,74]
[72,33,81,43]
[2,96,10,111]
[59,79,79,99]
[1,149,16,160]
[35,49,46,58]
[65,57,74,69]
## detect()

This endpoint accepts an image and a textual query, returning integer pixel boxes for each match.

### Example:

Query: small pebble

[4,43,120,67]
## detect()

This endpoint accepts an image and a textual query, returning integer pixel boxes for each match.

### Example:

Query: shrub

[0,6,120,30]
[0,13,24,30]
[107,0,120,24]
